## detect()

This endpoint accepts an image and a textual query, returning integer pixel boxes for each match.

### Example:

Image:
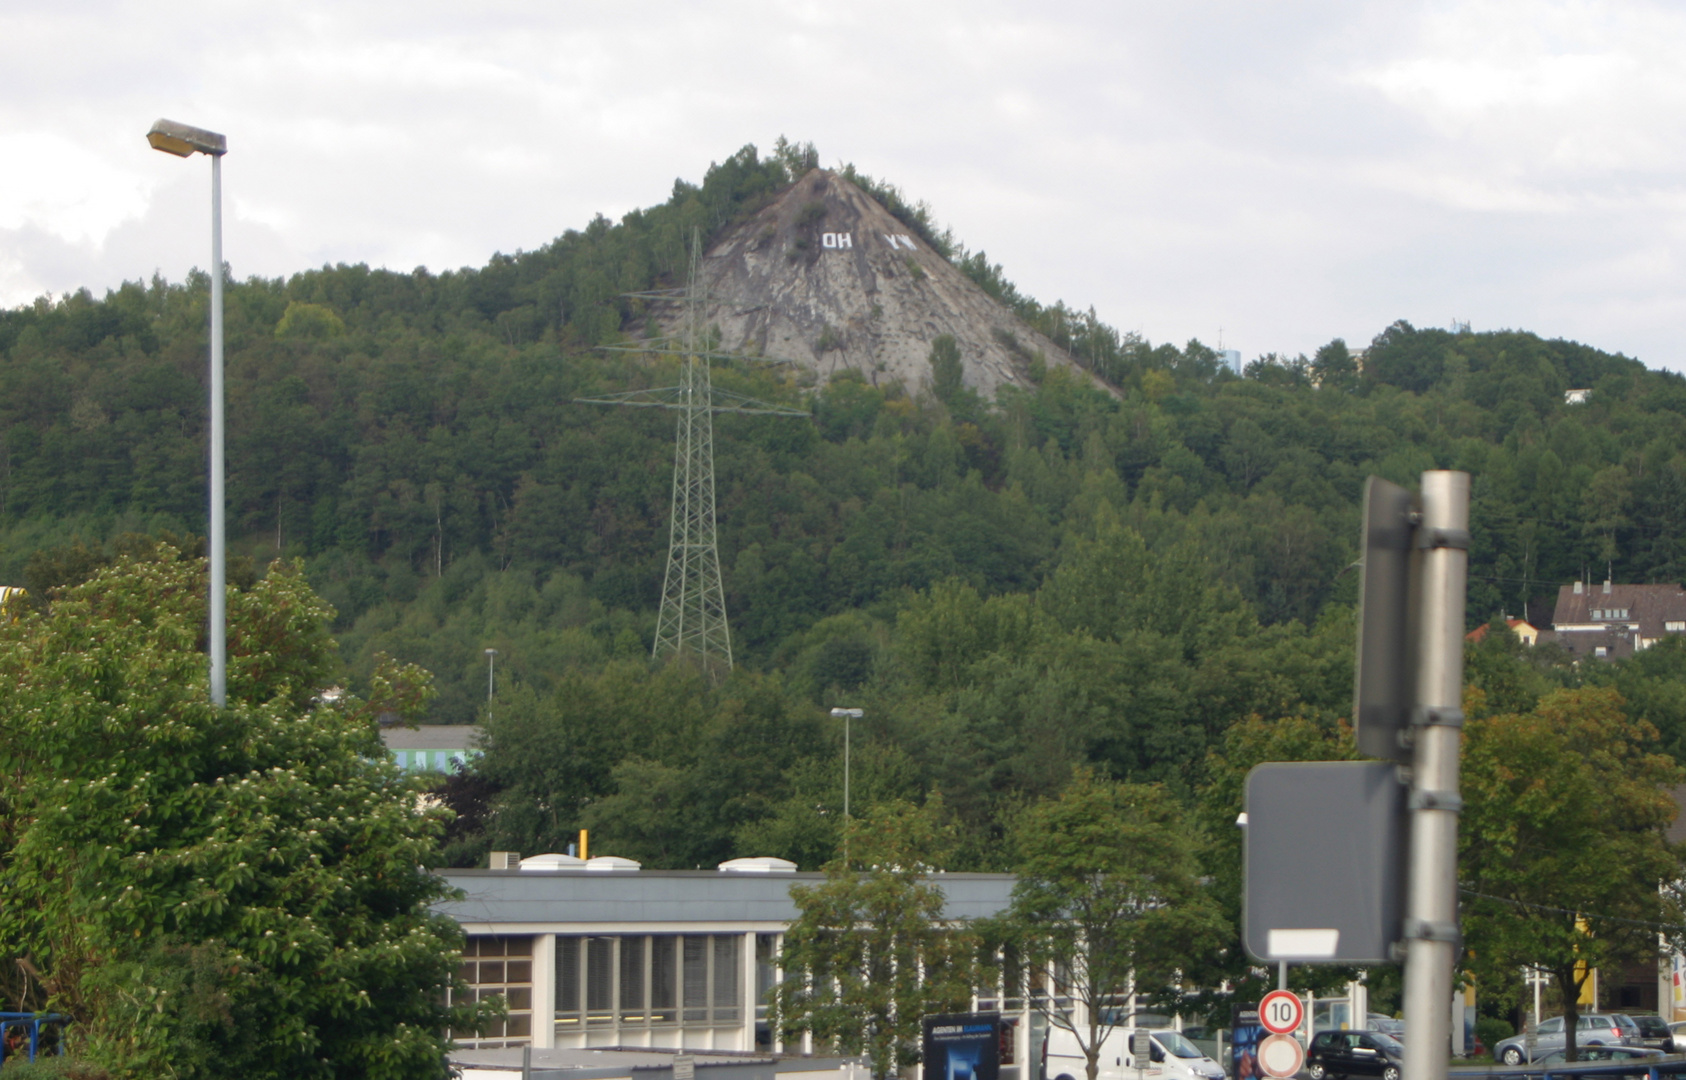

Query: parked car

[1493,1014,1638,1065]
[1621,1013,1675,1052]
[1520,1045,1665,1079]
[1366,1016,1405,1038]
[1307,1030,1405,1080]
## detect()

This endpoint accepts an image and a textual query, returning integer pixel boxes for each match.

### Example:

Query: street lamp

[830,707,862,858]
[147,118,228,706]
[484,648,498,721]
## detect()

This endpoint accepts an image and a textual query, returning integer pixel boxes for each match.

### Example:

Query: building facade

[382,724,479,773]
[434,859,1020,1059]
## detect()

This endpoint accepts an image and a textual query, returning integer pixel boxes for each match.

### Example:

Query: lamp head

[829,707,863,719]
[147,119,227,157]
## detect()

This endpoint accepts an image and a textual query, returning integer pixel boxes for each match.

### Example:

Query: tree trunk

[1561,966,1582,1063]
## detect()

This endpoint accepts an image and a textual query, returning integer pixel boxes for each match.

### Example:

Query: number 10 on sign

[1259,990,1303,1035]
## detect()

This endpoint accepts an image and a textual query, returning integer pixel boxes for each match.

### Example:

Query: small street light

[147,118,228,706]
[830,708,862,861]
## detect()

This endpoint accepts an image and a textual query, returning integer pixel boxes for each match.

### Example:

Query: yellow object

[1574,917,1598,1005]
[579,829,589,861]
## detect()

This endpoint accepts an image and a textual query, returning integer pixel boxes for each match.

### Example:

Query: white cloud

[0,131,153,245]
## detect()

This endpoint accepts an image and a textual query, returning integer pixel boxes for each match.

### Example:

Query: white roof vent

[519,853,586,871]
[584,856,642,871]
[718,857,798,873]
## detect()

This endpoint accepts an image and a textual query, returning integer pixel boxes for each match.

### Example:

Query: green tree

[1310,338,1357,391]
[773,799,977,1080]
[1460,688,1684,1061]
[0,548,488,1078]
[993,771,1225,1080]
[929,334,964,405]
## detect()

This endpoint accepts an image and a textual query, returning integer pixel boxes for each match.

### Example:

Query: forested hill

[4,140,1686,867]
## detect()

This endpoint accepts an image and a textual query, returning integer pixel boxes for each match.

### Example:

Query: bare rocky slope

[676,169,1103,399]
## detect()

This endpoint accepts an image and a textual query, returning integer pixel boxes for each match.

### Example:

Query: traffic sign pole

[1400,472,1469,1080]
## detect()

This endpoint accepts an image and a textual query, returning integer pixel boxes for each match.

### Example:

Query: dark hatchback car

[1308,1030,1404,1080]
[1623,1013,1676,1052]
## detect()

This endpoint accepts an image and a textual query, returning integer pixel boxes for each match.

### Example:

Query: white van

[1045,1027,1226,1080]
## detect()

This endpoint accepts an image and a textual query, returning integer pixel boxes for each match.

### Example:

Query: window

[754,934,778,1021]
[452,935,533,1047]
[557,937,580,1023]
[1540,1019,1563,1035]
[556,934,744,1038]
[683,936,709,1021]
[586,937,614,1024]
[713,936,740,1021]
[620,936,645,1022]
[1595,646,1608,657]
[651,935,677,1023]
[1667,621,1685,632]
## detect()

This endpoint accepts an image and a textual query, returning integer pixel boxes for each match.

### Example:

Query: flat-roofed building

[434,859,1019,1059]
[382,724,479,772]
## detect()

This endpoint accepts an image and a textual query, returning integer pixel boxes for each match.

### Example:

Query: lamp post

[485,648,498,721]
[147,119,228,706]
[829,707,862,861]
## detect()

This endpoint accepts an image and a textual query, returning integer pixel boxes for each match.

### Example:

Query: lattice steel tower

[579,231,803,678]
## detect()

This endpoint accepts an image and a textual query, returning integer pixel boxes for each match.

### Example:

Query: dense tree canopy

[1460,686,1684,1058]
[9,145,1686,1038]
[0,549,486,1078]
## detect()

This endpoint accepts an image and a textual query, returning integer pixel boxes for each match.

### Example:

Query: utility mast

[578,230,805,679]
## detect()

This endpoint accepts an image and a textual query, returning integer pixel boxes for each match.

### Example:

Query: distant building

[1543,580,1686,660]
[1218,349,1242,376]
[381,724,479,772]
[1565,388,1592,405]
[1465,618,1539,646]
[435,859,1017,1054]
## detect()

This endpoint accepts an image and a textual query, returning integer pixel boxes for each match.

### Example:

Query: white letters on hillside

[882,234,917,250]
[822,232,853,249]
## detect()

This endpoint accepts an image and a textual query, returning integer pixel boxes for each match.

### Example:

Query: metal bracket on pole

[1403,920,1461,944]
[1411,706,1465,729]
[1415,527,1470,551]
[1407,790,1463,812]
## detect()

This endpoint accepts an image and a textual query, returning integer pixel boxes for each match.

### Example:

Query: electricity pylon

[578,230,804,678]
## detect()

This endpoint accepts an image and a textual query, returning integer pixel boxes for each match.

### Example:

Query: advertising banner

[1230,1006,1264,1080]
[923,1013,1003,1080]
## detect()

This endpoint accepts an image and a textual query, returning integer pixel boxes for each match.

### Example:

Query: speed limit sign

[1259,990,1303,1035]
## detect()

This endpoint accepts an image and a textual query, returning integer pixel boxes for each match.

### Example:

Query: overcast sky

[5,1,1686,373]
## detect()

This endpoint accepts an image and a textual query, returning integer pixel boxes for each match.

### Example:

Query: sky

[4,0,1686,373]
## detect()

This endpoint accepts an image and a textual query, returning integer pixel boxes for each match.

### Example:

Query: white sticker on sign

[1267,929,1340,957]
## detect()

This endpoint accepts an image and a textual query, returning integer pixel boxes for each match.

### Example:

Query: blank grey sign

[1244,761,1407,964]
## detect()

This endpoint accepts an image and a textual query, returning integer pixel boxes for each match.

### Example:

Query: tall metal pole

[145,120,227,706]
[1401,471,1469,1080]
[830,708,861,863]
[208,152,226,707]
[485,648,497,721]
